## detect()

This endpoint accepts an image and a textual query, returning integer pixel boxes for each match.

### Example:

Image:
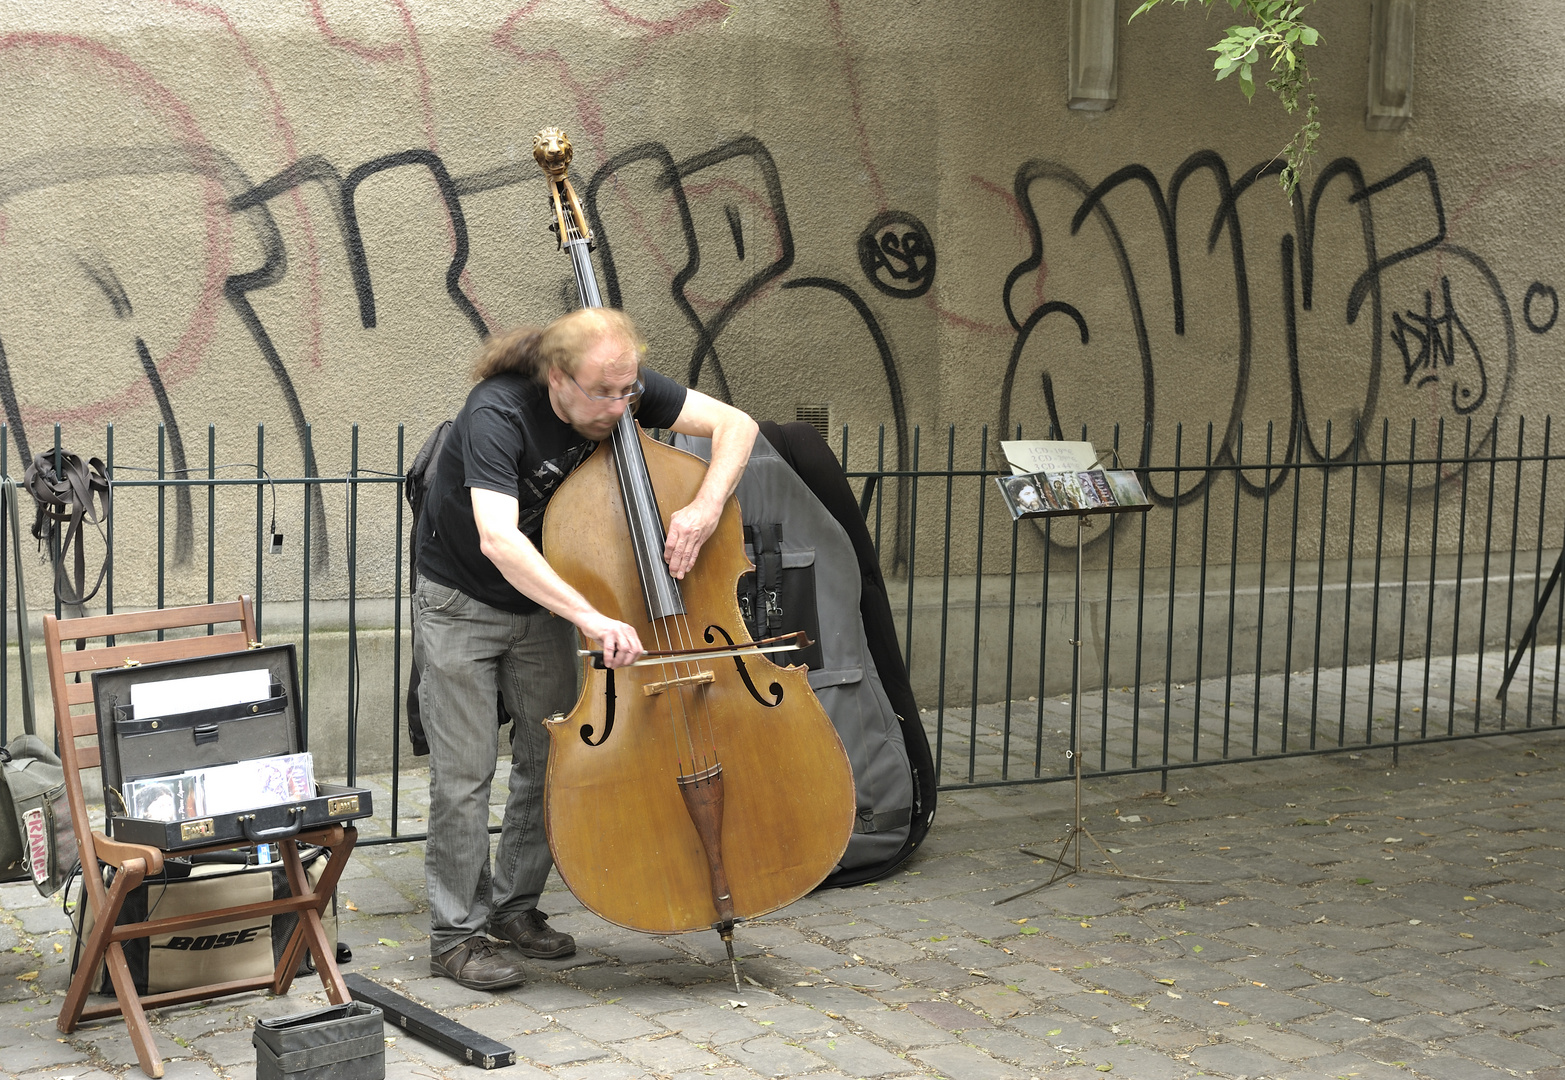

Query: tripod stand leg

[1081,828,1126,875]
[990,837,1079,905]
[1045,828,1080,886]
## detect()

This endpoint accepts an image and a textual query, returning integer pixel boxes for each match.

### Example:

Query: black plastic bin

[254,1001,385,1080]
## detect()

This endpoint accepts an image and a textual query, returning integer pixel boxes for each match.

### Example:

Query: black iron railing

[4,416,1562,842]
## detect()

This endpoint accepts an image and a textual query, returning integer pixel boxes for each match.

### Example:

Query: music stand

[989,458,1204,903]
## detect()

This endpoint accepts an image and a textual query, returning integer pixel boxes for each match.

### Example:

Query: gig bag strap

[756,523,783,633]
[23,451,111,607]
[1,480,36,735]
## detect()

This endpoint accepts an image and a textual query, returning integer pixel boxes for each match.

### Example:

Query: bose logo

[153,925,267,951]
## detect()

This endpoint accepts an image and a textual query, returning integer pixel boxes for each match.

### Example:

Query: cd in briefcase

[91,644,371,850]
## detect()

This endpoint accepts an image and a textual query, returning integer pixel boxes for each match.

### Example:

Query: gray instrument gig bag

[677,433,918,877]
[0,474,77,895]
[0,733,77,895]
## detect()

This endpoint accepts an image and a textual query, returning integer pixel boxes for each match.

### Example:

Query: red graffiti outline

[308,0,405,62]
[0,32,231,427]
[825,0,885,208]
[596,1,731,37]
[666,176,786,314]
[955,175,1036,336]
[494,3,609,149]
[167,0,335,373]
[391,0,440,155]
[308,1,495,333]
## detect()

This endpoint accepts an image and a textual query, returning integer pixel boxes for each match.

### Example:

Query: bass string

[620,480,703,775]
[672,610,721,776]
[647,615,695,775]
[613,417,721,780]
[652,609,721,780]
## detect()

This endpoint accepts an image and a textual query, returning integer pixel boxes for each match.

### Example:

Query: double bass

[532,127,856,983]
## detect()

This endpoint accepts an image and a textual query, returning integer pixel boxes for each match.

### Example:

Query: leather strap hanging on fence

[23,452,110,607]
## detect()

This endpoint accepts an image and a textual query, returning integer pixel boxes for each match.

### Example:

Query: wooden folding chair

[45,597,356,1079]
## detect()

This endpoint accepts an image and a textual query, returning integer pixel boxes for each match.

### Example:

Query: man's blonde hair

[470,308,645,383]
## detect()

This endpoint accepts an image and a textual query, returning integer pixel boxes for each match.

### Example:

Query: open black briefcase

[92,644,372,851]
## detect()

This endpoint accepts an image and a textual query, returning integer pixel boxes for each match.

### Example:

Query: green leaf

[1300,26,1319,45]
[1021,927,1040,935]
[1192,944,1204,953]
[1355,878,1374,885]
[1048,1028,1064,1036]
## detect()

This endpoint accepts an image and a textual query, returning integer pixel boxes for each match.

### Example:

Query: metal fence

[5,415,1564,842]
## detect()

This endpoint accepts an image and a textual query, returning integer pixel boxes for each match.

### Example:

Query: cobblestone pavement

[3,702,1565,1079]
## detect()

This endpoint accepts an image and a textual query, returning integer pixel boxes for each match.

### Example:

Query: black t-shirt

[417,368,688,613]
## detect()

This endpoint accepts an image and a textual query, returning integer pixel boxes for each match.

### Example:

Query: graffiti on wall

[0,12,1557,573]
[999,153,1543,504]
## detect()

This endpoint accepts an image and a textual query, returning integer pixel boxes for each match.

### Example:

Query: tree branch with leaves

[1131,0,1322,193]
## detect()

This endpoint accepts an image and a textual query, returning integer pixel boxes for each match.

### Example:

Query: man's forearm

[479,527,598,626]
[689,410,759,517]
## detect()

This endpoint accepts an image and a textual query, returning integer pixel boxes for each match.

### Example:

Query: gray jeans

[412,577,578,957]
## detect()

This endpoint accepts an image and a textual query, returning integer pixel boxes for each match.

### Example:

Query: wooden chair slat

[53,604,251,641]
[56,632,253,674]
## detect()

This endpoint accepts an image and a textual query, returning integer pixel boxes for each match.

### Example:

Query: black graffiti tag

[1390,275,1487,414]
[1525,281,1558,334]
[857,211,935,298]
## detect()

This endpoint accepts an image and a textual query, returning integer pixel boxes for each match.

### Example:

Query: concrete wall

[4,3,1565,643]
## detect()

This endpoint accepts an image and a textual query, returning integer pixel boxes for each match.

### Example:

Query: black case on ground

[254,1001,385,1080]
[92,645,372,850]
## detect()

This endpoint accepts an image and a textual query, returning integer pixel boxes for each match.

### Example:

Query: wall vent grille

[795,404,831,443]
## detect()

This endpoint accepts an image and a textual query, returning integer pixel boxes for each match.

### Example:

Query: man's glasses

[570,372,644,403]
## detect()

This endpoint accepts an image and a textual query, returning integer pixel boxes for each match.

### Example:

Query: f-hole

[705,624,783,708]
[580,667,616,745]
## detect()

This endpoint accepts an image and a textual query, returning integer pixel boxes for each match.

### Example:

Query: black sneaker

[429,936,526,990]
[490,909,576,959]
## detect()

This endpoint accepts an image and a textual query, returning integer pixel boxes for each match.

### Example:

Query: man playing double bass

[414,306,759,990]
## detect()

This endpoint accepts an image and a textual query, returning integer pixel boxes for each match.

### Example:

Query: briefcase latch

[180,818,215,842]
